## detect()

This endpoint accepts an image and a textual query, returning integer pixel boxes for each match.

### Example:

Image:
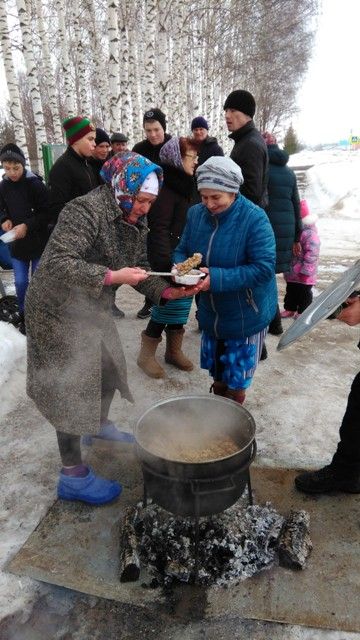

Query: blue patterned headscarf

[100,151,163,215]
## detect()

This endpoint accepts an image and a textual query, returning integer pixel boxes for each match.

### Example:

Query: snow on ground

[0,149,359,638]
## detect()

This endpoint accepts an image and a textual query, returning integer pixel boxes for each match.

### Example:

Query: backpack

[0,295,21,327]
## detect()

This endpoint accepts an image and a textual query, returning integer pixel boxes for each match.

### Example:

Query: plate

[0,230,16,243]
[277,259,360,350]
[174,270,206,285]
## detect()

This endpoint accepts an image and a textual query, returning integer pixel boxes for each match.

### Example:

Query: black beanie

[0,143,26,166]
[223,90,256,118]
[95,128,110,145]
[143,108,167,132]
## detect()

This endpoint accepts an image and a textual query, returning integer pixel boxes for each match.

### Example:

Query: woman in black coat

[262,132,301,334]
[137,136,199,378]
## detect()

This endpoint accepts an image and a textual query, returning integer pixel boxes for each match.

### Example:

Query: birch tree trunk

[128,28,143,144]
[156,0,170,110]
[56,0,75,117]
[170,0,187,133]
[119,6,133,138]
[15,0,47,168]
[86,0,110,130]
[108,0,121,131]
[72,0,91,116]
[143,0,156,107]
[0,0,29,157]
[36,0,62,141]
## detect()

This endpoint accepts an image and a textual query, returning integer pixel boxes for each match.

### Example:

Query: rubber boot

[137,331,165,378]
[210,381,228,397]
[57,467,122,505]
[225,388,246,404]
[165,328,194,371]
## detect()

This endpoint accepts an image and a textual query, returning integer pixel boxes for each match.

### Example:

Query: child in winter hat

[143,108,167,132]
[0,143,26,167]
[281,199,320,317]
[62,116,95,145]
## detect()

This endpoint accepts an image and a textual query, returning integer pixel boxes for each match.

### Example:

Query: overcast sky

[294,0,360,145]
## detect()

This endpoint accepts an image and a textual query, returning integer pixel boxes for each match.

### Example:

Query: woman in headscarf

[137,136,199,378]
[25,152,201,505]
[174,156,277,405]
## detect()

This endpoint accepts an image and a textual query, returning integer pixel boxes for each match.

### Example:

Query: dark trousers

[145,319,183,338]
[331,371,360,477]
[56,345,117,466]
[284,282,313,313]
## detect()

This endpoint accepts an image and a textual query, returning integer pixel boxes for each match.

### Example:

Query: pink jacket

[284,222,320,285]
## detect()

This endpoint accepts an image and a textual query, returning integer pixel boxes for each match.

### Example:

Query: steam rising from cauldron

[136,396,254,463]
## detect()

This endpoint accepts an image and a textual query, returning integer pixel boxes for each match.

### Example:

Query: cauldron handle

[189,439,257,496]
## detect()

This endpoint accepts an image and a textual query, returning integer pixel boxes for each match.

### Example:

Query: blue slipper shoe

[82,421,136,446]
[57,468,122,505]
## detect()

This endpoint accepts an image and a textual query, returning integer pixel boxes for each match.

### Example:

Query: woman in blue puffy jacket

[174,156,277,404]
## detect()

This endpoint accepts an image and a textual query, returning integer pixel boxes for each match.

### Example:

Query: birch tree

[118,5,133,138]
[56,0,75,116]
[143,0,156,107]
[72,0,91,116]
[86,0,110,130]
[108,0,121,131]
[170,0,188,132]
[15,0,47,164]
[128,27,143,143]
[35,0,62,141]
[157,0,171,110]
[0,0,28,156]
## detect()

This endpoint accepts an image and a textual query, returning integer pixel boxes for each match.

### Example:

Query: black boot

[295,465,360,494]
[137,298,152,319]
[260,343,268,361]
[18,311,26,335]
[268,305,283,335]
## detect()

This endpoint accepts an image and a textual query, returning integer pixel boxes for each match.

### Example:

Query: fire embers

[135,500,287,587]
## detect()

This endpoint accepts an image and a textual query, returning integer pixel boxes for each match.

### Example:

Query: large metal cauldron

[135,395,256,517]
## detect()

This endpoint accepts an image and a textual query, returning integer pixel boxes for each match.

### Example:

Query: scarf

[100,151,163,215]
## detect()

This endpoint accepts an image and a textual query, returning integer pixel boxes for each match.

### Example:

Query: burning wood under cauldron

[118,396,312,585]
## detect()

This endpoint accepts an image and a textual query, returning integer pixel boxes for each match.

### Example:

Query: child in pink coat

[281,199,320,317]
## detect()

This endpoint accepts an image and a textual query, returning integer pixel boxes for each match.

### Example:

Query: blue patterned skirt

[151,297,193,325]
[200,329,267,390]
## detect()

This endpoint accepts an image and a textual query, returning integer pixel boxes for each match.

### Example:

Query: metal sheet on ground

[6,446,360,633]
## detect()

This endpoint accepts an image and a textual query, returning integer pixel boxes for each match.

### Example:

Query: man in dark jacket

[224,90,269,359]
[191,116,224,165]
[223,90,268,210]
[48,116,98,224]
[132,108,172,318]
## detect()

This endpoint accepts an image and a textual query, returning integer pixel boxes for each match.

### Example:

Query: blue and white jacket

[173,194,277,339]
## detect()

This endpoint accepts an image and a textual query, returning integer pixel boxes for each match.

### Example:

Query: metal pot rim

[135,394,256,465]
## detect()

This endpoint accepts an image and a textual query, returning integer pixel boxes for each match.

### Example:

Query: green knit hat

[62,116,95,145]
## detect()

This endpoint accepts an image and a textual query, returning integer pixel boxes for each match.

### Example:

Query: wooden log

[278,509,313,570]
[119,506,141,582]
